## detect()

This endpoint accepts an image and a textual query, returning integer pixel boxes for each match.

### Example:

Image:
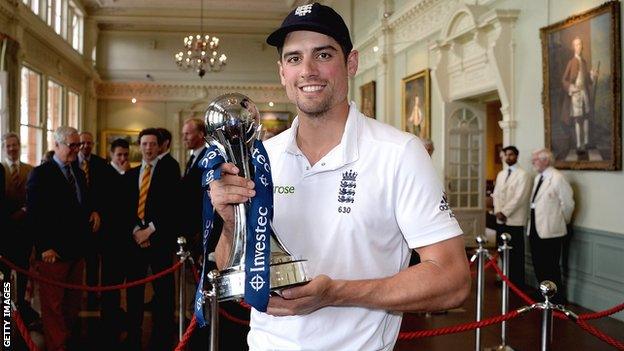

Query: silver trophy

[204,93,310,302]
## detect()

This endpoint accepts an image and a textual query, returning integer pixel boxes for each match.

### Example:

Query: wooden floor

[11,264,624,350]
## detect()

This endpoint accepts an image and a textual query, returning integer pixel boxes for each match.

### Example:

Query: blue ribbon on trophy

[194,140,273,327]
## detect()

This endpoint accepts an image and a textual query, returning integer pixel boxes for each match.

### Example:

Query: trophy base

[215,256,310,302]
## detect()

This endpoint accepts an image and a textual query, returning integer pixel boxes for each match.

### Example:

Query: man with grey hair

[1,132,36,321]
[27,126,100,350]
[528,148,574,304]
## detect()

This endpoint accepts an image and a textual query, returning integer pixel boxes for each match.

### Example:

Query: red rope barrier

[174,315,198,351]
[575,319,624,350]
[486,257,536,305]
[11,309,41,351]
[398,310,523,339]
[0,255,182,292]
[579,302,624,321]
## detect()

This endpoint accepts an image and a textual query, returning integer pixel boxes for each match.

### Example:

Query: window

[67,90,80,128]
[20,67,43,165]
[67,2,83,53]
[447,108,482,208]
[47,80,63,153]
[47,0,62,35]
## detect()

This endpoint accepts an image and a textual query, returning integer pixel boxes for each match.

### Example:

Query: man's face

[573,38,583,56]
[531,154,549,172]
[3,136,20,162]
[111,146,129,167]
[182,123,204,150]
[79,133,94,157]
[504,150,517,166]
[278,31,358,117]
[140,134,159,162]
[56,133,81,164]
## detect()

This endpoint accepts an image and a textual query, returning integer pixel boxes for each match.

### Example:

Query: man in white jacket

[492,146,531,286]
[528,148,574,304]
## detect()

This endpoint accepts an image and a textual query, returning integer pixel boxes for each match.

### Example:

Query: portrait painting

[259,111,292,140]
[541,1,621,170]
[100,129,142,167]
[402,69,430,140]
[359,81,376,119]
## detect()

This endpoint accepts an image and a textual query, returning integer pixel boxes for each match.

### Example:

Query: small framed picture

[359,81,376,118]
[402,69,431,140]
[100,129,142,167]
[259,111,292,140]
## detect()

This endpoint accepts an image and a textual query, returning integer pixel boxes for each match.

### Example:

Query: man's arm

[501,171,531,218]
[267,235,470,315]
[557,175,575,224]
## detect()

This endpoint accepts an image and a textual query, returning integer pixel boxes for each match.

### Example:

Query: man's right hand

[208,163,256,233]
[42,249,60,263]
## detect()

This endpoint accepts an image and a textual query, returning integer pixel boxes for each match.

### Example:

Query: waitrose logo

[273,185,295,194]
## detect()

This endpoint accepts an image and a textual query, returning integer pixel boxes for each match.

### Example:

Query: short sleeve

[393,138,463,248]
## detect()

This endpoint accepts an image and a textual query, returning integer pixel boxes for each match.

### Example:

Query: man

[1,133,35,318]
[492,145,531,286]
[157,127,181,174]
[76,131,108,308]
[528,148,574,304]
[561,37,598,153]
[110,138,130,174]
[209,4,470,350]
[125,128,179,351]
[27,126,100,351]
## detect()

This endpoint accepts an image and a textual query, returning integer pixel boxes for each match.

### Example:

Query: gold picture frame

[401,69,431,140]
[259,111,292,140]
[100,129,142,167]
[359,81,376,119]
[541,1,621,170]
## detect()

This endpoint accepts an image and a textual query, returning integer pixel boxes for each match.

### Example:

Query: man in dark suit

[157,127,181,176]
[1,132,36,322]
[27,126,100,351]
[124,128,180,351]
[75,131,108,308]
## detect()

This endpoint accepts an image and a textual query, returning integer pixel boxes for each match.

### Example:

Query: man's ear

[347,50,359,77]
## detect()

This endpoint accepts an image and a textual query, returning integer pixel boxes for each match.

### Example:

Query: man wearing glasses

[27,126,100,351]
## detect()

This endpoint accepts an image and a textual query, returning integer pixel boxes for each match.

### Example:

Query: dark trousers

[497,224,526,287]
[125,245,175,351]
[529,210,565,304]
[37,259,84,351]
[100,242,128,347]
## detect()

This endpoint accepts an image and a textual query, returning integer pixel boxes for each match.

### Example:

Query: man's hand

[42,249,60,263]
[266,275,334,316]
[140,239,151,248]
[495,212,507,222]
[133,228,152,245]
[89,211,101,232]
[209,163,255,233]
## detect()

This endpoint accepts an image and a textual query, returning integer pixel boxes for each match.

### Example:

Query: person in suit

[1,132,36,321]
[124,128,180,351]
[109,138,130,175]
[27,126,101,351]
[76,131,108,308]
[157,127,181,174]
[492,145,531,286]
[528,148,574,304]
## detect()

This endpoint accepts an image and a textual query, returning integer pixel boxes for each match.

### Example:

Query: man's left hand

[89,211,101,232]
[266,275,334,316]
[495,212,507,222]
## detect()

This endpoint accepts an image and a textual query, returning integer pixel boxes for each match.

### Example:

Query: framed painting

[259,111,292,140]
[541,1,621,170]
[402,69,430,140]
[359,81,376,118]
[99,129,142,167]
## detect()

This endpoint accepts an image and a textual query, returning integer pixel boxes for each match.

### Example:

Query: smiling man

[209,3,471,350]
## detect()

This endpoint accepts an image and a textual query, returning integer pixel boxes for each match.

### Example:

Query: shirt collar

[192,146,206,158]
[142,158,159,168]
[540,166,553,178]
[283,101,360,168]
[508,164,517,171]
[52,154,69,169]
[7,159,20,168]
[158,150,170,160]
[78,153,90,163]
[110,162,125,174]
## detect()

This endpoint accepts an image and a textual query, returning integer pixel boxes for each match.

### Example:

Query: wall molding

[526,226,624,321]
[96,81,289,103]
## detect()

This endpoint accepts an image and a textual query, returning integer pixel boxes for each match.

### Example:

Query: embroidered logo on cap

[295,4,313,16]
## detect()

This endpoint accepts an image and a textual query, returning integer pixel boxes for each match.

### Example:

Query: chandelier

[174,0,227,78]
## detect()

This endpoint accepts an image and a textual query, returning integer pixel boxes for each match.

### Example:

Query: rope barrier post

[474,235,489,351]
[207,270,220,351]
[486,233,515,351]
[538,281,557,351]
[176,236,190,341]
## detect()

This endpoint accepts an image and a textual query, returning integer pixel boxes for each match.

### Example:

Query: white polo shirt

[248,102,462,351]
